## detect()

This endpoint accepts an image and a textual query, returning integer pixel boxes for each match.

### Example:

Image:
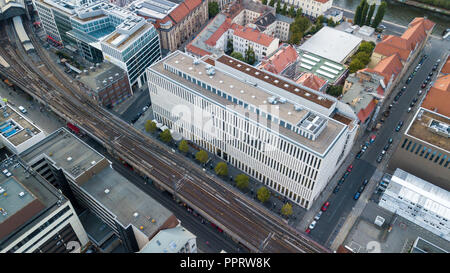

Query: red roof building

[296,72,328,93]
[422,74,450,117]
[232,26,275,47]
[258,44,298,74]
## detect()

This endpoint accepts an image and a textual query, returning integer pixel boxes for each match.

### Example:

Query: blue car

[354,192,361,200]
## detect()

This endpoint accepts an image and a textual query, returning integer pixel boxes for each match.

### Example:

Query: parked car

[362,179,369,186]
[428,72,433,77]
[309,221,317,229]
[347,164,353,172]
[421,82,427,88]
[314,211,323,221]
[333,185,341,193]
[432,65,438,71]
[418,90,423,96]
[401,86,407,92]
[343,171,350,178]
[370,134,376,143]
[376,155,383,163]
[354,192,361,200]
[388,104,393,109]
[426,76,431,81]
[355,151,362,159]
[406,76,413,84]
[410,101,416,107]
[394,94,400,102]
[383,143,390,151]
[383,110,390,117]
[338,177,345,185]
[388,138,393,144]
[305,228,311,234]
[358,185,365,193]
[395,121,404,132]
[407,107,412,113]
[321,202,330,211]
[413,97,418,103]
[381,150,386,155]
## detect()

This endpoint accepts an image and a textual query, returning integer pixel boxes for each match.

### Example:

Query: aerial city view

[0,0,449,259]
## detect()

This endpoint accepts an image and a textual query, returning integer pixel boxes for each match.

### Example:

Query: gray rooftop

[0,156,65,249]
[19,128,105,181]
[139,226,195,253]
[299,26,362,64]
[78,61,127,92]
[187,13,227,56]
[78,210,114,246]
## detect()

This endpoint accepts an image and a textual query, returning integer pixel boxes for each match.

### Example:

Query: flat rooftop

[19,129,104,181]
[406,108,450,153]
[0,156,64,249]
[104,22,152,51]
[151,52,345,155]
[295,50,347,84]
[299,26,362,64]
[20,128,174,237]
[78,61,126,92]
[0,105,42,147]
[216,54,335,109]
[80,166,174,237]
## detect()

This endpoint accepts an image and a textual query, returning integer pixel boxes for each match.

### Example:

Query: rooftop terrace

[0,105,42,147]
[407,108,450,153]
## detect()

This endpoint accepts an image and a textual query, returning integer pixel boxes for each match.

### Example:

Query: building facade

[147,51,358,209]
[281,0,332,18]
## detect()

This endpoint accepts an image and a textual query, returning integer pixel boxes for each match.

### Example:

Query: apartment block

[147,51,358,209]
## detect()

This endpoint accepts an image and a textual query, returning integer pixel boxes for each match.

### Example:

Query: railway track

[0,19,329,253]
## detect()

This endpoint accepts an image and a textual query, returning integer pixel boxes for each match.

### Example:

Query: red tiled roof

[185,43,211,57]
[401,22,427,50]
[441,55,450,74]
[296,72,327,92]
[357,99,377,123]
[374,36,411,61]
[259,44,298,74]
[166,0,202,25]
[373,53,403,84]
[205,18,232,47]
[232,26,275,47]
[314,0,330,3]
[377,85,384,95]
[422,75,450,117]
[409,17,435,32]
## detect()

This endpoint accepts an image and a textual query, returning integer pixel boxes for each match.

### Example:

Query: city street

[302,36,450,247]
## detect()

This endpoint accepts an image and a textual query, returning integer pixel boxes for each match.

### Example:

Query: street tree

[365,4,376,26]
[353,4,363,26]
[257,187,271,203]
[261,0,267,4]
[281,3,287,15]
[195,150,208,164]
[371,1,387,29]
[234,174,249,190]
[288,6,296,18]
[178,140,189,153]
[269,0,275,7]
[281,203,293,217]
[360,0,369,26]
[159,129,172,143]
[208,2,219,19]
[214,162,228,176]
[145,120,157,133]
[276,0,281,14]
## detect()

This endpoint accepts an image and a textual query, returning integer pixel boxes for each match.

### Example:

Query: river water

[333,0,450,34]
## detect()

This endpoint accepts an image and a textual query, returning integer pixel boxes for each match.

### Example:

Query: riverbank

[393,0,450,16]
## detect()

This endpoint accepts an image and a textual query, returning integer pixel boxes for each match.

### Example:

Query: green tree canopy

[269,0,275,7]
[276,0,281,13]
[360,0,369,26]
[281,203,293,217]
[145,120,157,133]
[355,51,371,65]
[295,8,302,18]
[257,187,271,203]
[226,38,233,54]
[349,58,365,74]
[365,4,376,26]
[159,129,172,143]
[208,2,219,19]
[195,150,209,164]
[214,162,228,176]
[230,51,245,62]
[357,41,376,54]
[234,174,249,190]
[245,46,256,65]
[281,3,287,15]
[326,85,343,97]
[354,4,363,26]
[261,0,267,5]
[178,140,189,153]
[371,1,387,29]
[288,6,296,18]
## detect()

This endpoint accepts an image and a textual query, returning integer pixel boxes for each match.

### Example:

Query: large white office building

[147,51,358,209]
[379,168,450,242]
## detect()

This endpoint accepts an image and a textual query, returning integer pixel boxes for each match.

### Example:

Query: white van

[18,106,27,114]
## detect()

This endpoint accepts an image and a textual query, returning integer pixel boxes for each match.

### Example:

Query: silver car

[314,211,323,221]
[309,220,317,230]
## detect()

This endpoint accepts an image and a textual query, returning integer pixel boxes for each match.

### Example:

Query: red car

[305,228,311,234]
[321,201,330,211]
[370,134,376,143]
[347,164,353,172]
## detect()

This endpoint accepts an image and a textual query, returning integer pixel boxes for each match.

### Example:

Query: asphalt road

[307,37,449,245]
[82,137,245,253]
[120,88,151,123]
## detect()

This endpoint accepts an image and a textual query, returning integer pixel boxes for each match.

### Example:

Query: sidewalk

[112,88,146,116]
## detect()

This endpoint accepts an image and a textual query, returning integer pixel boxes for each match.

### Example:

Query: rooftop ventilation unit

[279,97,287,103]
[133,212,139,217]
[267,96,278,104]
[104,189,110,194]
[294,105,302,111]
[67,157,72,161]
[193,58,200,65]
